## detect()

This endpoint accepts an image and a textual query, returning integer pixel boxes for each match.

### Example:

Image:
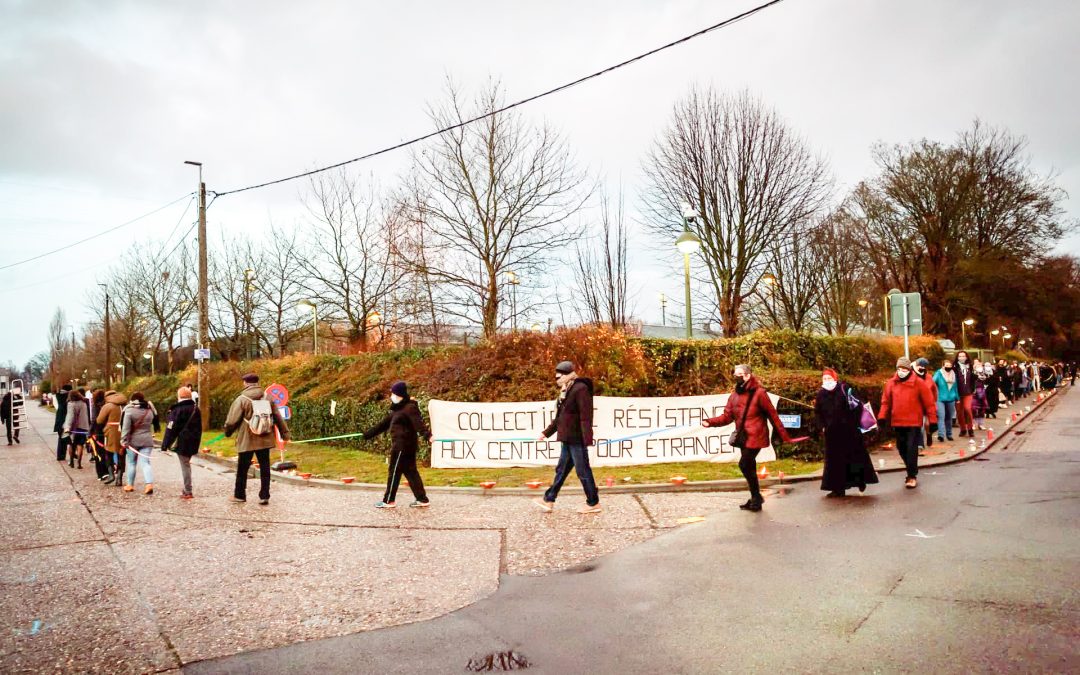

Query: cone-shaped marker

[480,480,496,489]
[959,447,966,458]
[987,428,994,441]
[757,465,770,479]
[1011,412,1018,423]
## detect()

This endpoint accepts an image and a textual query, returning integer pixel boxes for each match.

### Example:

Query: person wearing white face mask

[815,368,878,497]
[879,357,938,489]
[364,381,432,509]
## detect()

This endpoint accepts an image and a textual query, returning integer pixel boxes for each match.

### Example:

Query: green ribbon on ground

[203,433,226,446]
[289,432,367,445]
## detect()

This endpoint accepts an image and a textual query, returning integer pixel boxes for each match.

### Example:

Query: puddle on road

[466,650,531,671]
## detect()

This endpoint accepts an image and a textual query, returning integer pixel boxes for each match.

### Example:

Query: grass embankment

[198,431,822,487]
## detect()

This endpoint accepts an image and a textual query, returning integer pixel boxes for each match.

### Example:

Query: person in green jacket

[933,358,960,442]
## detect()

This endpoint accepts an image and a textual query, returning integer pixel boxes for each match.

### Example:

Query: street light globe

[115,363,123,369]
[297,299,315,309]
[963,318,975,326]
[858,298,868,307]
[762,272,777,286]
[991,329,1000,336]
[1004,333,1011,339]
[675,230,701,255]
[143,352,152,360]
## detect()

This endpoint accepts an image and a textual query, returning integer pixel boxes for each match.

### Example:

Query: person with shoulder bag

[161,386,203,500]
[702,364,805,512]
[224,373,289,505]
[815,368,879,497]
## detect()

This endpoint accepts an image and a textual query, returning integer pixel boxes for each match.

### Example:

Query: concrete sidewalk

[0,388,1065,673]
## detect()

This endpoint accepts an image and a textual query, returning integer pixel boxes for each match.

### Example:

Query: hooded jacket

[879,373,938,428]
[542,376,595,446]
[121,399,158,449]
[95,392,128,452]
[704,376,793,450]
[363,396,431,455]
[224,384,290,453]
[161,399,202,456]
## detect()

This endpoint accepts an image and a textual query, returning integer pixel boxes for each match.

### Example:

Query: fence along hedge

[120,328,943,459]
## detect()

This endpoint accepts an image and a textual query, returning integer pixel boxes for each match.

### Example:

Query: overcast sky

[2,0,1078,368]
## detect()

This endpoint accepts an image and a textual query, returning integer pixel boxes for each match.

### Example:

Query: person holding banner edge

[364,381,432,509]
[535,361,601,514]
[702,364,806,512]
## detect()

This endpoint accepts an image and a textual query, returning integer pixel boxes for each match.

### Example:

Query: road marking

[905,529,941,539]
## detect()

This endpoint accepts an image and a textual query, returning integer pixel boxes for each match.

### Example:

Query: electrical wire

[162,192,217,261]
[0,193,194,272]
[158,195,196,254]
[214,0,787,197]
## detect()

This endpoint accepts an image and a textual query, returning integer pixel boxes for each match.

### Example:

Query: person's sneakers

[946,435,954,441]
[258,499,269,505]
[374,501,396,509]
[103,474,114,485]
[534,498,554,513]
[230,496,246,503]
[409,500,430,508]
[905,477,918,489]
[937,436,945,443]
[576,504,602,514]
[122,485,134,492]
[144,484,153,495]
[180,494,194,500]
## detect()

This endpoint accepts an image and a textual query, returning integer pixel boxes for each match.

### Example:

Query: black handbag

[729,389,757,449]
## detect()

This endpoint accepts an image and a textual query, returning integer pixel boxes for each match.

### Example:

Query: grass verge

[198,431,823,487]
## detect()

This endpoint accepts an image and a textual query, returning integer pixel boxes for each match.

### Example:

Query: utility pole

[99,284,111,387]
[186,160,210,430]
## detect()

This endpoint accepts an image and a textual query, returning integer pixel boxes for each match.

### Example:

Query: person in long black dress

[816,368,879,497]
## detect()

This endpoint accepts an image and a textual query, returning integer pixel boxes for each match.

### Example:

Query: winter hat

[241,373,260,384]
[390,381,408,398]
[822,368,838,381]
[896,357,912,369]
[555,361,575,375]
[914,358,930,369]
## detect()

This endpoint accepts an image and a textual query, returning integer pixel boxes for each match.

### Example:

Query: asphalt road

[187,388,1080,674]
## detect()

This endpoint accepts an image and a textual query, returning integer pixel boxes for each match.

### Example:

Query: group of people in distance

[37,352,1073,514]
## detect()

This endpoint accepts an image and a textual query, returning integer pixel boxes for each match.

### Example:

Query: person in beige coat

[95,391,127,487]
[224,373,289,504]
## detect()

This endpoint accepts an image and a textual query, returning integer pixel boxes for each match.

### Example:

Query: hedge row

[120,328,940,460]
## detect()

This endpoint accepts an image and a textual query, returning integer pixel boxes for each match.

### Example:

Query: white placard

[429,394,778,468]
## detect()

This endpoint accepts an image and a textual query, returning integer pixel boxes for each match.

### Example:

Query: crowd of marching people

[34,355,1077,513]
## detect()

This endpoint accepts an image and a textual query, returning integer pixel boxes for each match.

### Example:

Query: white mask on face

[390,393,403,404]
[822,379,837,391]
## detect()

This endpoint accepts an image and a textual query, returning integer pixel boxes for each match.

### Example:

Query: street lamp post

[244,268,255,360]
[115,362,125,382]
[98,283,111,387]
[675,203,701,340]
[297,300,318,355]
[858,298,869,331]
[659,293,667,327]
[962,318,975,349]
[506,271,520,331]
[143,350,155,377]
[991,329,1000,352]
[762,272,777,328]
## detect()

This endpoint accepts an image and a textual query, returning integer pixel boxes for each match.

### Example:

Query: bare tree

[302,170,405,350]
[813,209,874,335]
[251,224,307,356]
[574,191,632,328]
[751,221,826,332]
[644,87,832,336]
[125,242,196,372]
[408,80,588,338]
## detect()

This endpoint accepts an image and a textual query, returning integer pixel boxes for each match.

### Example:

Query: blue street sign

[778,414,801,429]
[279,405,292,420]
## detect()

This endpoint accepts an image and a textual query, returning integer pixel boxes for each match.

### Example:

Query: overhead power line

[0,193,194,272]
[215,0,787,197]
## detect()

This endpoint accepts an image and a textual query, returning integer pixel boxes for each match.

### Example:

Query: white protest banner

[429,394,779,468]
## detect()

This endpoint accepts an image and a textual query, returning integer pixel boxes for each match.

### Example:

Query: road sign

[194,348,211,360]
[778,414,801,429]
[265,383,289,407]
[278,405,292,420]
[888,292,923,337]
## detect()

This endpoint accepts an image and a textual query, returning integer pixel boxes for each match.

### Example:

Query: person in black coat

[815,368,879,497]
[161,387,203,499]
[1,389,19,445]
[53,384,73,461]
[363,381,431,509]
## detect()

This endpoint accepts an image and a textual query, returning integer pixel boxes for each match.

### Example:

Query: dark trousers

[894,427,921,478]
[544,443,599,506]
[383,449,428,504]
[4,419,17,443]
[235,449,271,501]
[114,450,125,485]
[739,448,763,501]
[56,434,69,461]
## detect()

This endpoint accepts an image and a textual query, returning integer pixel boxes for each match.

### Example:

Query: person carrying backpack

[224,373,289,505]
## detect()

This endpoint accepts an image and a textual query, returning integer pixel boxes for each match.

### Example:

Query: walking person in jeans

[62,389,91,469]
[932,359,959,442]
[702,364,801,511]
[535,361,601,514]
[879,357,938,489]
[364,381,432,509]
[120,392,159,495]
[954,350,976,437]
[224,373,289,505]
[161,386,202,500]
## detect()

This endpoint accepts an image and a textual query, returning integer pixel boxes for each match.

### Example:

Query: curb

[194,388,1063,496]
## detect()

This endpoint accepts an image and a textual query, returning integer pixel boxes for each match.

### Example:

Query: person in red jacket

[702,364,801,512]
[879,357,938,489]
